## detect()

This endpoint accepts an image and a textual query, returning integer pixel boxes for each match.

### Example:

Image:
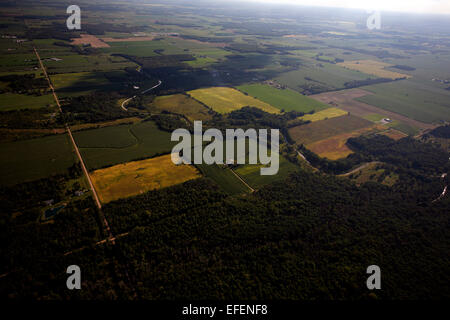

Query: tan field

[299,107,348,122]
[306,124,386,160]
[71,34,110,48]
[188,87,280,114]
[90,154,201,203]
[337,60,411,80]
[101,36,155,42]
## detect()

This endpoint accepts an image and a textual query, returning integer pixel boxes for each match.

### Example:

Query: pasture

[152,94,213,122]
[90,154,201,203]
[288,114,373,145]
[187,87,280,114]
[0,133,75,186]
[236,84,329,113]
[74,121,175,170]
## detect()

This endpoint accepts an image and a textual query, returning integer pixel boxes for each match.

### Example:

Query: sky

[245,0,450,15]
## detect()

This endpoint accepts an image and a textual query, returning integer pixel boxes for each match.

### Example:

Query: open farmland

[288,114,373,145]
[151,94,213,122]
[71,34,110,48]
[299,107,348,122]
[274,63,374,94]
[74,121,175,170]
[236,84,328,113]
[357,80,450,124]
[310,88,435,131]
[338,60,411,80]
[0,133,75,186]
[90,154,201,203]
[0,92,55,111]
[187,87,280,114]
[305,124,386,160]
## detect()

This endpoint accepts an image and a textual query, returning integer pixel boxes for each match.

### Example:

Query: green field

[358,80,450,124]
[275,63,373,93]
[41,54,136,73]
[0,133,76,186]
[0,92,55,111]
[51,71,125,97]
[234,156,300,189]
[236,84,329,113]
[74,121,176,170]
[196,163,250,195]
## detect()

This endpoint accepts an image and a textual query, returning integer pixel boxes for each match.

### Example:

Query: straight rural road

[121,80,162,111]
[34,47,114,241]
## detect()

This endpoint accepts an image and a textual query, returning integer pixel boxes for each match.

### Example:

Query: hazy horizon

[243,0,450,15]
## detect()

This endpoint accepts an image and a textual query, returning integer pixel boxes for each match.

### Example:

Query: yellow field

[300,107,348,122]
[306,124,385,160]
[338,60,411,80]
[90,154,201,203]
[152,94,212,122]
[187,87,280,114]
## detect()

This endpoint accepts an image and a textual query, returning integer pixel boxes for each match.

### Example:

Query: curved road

[121,80,162,111]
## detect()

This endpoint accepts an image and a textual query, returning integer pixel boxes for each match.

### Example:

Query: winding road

[121,80,162,111]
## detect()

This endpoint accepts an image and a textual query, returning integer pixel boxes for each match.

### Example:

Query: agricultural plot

[0,92,55,111]
[358,80,450,124]
[41,54,136,73]
[338,60,411,80]
[74,121,175,170]
[275,63,373,93]
[151,94,212,122]
[102,39,187,57]
[187,87,280,114]
[309,88,434,131]
[305,125,385,160]
[71,34,110,48]
[236,84,328,113]
[51,71,125,97]
[90,154,201,203]
[196,164,250,195]
[234,156,300,189]
[299,107,348,122]
[288,114,373,145]
[0,133,75,186]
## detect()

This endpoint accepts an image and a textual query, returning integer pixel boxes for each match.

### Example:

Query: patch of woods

[428,124,450,139]
[0,74,49,96]
[1,129,449,299]
[60,92,143,125]
[0,107,61,130]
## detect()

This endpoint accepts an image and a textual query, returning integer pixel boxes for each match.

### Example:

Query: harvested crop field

[378,128,408,141]
[101,36,155,42]
[310,89,434,130]
[152,94,212,122]
[305,124,385,160]
[337,60,410,80]
[187,87,280,114]
[288,114,373,145]
[71,34,110,48]
[91,154,201,203]
[299,107,348,122]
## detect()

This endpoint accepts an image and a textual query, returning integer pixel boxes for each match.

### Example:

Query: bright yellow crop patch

[188,87,280,114]
[90,154,201,203]
[300,107,348,122]
[338,60,411,80]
